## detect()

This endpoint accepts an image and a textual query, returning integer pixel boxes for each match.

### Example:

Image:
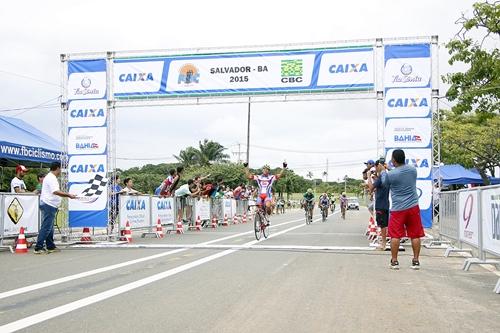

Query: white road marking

[0,216,316,333]
[0,216,305,301]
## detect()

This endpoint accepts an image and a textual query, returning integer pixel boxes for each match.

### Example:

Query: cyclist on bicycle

[303,188,315,217]
[244,162,287,221]
[318,193,330,219]
[340,192,348,219]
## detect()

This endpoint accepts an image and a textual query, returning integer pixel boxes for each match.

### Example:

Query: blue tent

[0,115,62,164]
[433,164,492,185]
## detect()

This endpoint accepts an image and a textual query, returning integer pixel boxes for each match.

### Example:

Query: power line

[0,70,61,88]
[249,144,376,154]
[0,96,61,113]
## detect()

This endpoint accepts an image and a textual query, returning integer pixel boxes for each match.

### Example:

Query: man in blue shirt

[368,158,390,250]
[383,149,425,270]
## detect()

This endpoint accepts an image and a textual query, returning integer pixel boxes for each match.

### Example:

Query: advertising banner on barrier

[67,59,108,228]
[2,194,39,236]
[119,195,151,229]
[195,198,211,220]
[481,187,500,256]
[151,197,174,225]
[385,148,432,179]
[113,47,374,98]
[459,190,479,247]
[223,199,233,218]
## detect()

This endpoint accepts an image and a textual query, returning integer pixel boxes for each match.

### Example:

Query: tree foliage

[174,139,229,167]
[442,1,500,116]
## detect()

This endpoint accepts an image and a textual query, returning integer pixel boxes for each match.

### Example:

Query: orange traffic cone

[195,216,202,231]
[156,219,164,238]
[232,215,238,225]
[122,221,133,243]
[222,214,229,226]
[176,218,184,234]
[15,227,28,254]
[242,213,247,224]
[211,216,218,229]
[80,227,92,242]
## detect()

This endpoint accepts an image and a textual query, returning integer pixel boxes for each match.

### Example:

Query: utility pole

[231,143,247,163]
[246,100,251,164]
[326,159,329,182]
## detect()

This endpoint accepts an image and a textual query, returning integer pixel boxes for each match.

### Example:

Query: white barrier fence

[432,185,500,294]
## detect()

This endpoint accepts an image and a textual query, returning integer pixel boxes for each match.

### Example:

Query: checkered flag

[77,174,108,203]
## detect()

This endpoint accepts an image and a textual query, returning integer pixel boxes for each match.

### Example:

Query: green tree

[441,111,500,183]
[174,147,199,167]
[442,1,500,116]
[196,139,230,166]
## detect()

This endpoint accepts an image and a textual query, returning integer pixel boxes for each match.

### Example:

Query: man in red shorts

[384,149,425,270]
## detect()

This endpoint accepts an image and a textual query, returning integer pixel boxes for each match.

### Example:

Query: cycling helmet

[307,188,313,194]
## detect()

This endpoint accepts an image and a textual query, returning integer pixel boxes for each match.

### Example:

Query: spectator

[175,179,200,222]
[109,174,125,234]
[34,162,76,254]
[11,165,28,193]
[368,159,390,251]
[233,183,244,200]
[33,172,46,194]
[169,166,184,194]
[383,149,425,270]
[122,178,141,195]
[157,169,176,197]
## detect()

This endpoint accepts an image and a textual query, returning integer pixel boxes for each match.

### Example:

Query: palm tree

[306,171,313,179]
[197,139,229,166]
[174,147,199,167]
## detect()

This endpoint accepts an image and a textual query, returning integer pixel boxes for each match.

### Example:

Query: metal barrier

[432,185,500,293]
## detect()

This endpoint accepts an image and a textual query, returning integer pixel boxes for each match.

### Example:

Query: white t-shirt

[10,177,26,193]
[175,184,191,197]
[40,172,61,208]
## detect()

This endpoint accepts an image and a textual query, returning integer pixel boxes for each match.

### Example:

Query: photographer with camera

[367,157,390,251]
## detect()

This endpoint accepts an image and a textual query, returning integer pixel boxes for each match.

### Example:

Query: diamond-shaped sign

[7,198,24,224]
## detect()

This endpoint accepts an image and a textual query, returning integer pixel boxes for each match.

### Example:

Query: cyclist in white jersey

[244,162,287,216]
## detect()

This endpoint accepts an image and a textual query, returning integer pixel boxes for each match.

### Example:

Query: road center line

[0,216,305,300]
[0,216,317,333]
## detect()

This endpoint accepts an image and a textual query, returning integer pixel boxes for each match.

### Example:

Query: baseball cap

[364,160,375,165]
[16,165,28,173]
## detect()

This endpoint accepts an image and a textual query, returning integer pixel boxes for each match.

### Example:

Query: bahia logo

[157,200,172,210]
[394,135,422,142]
[74,77,100,96]
[329,63,368,74]
[119,72,154,82]
[387,97,429,108]
[70,108,105,118]
[70,164,105,173]
[391,63,422,84]
[126,199,146,211]
[76,143,99,150]
[178,64,200,84]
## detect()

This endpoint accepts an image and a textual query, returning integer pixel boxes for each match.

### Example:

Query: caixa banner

[67,59,109,228]
[112,47,375,98]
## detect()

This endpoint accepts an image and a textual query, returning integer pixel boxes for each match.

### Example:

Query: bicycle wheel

[322,209,327,222]
[254,212,262,240]
[305,210,310,225]
[263,216,270,239]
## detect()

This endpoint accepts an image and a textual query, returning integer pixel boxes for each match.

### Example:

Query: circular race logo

[81,77,92,88]
[416,187,423,199]
[400,63,413,76]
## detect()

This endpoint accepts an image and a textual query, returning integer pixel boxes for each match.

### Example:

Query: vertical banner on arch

[66,59,109,228]
[384,44,433,228]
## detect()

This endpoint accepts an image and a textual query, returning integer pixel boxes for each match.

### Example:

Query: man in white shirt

[34,162,76,254]
[11,165,28,193]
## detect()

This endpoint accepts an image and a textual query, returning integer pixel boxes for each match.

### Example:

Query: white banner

[223,199,233,218]
[416,179,432,211]
[67,72,107,100]
[68,127,107,155]
[68,100,107,128]
[151,197,174,226]
[317,50,374,87]
[2,194,39,236]
[384,57,431,88]
[166,54,316,92]
[385,118,431,148]
[114,61,164,94]
[119,195,151,229]
[194,198,211,220]
[68,154,107,183]
[459,190,479,247]
[385,88,431,118]
[481,187,500,256]
[68,183,108,211]
[385,148,432,179]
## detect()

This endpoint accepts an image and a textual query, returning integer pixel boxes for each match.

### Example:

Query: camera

[375,157,385,166]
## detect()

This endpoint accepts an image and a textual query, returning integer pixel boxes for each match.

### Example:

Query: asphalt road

[1,209,499,333]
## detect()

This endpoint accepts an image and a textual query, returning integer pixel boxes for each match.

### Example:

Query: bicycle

[320,204,328,222]
[254,195,270,240]
[304,200,314,225]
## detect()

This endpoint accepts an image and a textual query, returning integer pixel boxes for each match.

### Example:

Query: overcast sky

[0,0,481,180]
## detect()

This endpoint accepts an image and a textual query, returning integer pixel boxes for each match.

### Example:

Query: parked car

[347,197,359,210]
